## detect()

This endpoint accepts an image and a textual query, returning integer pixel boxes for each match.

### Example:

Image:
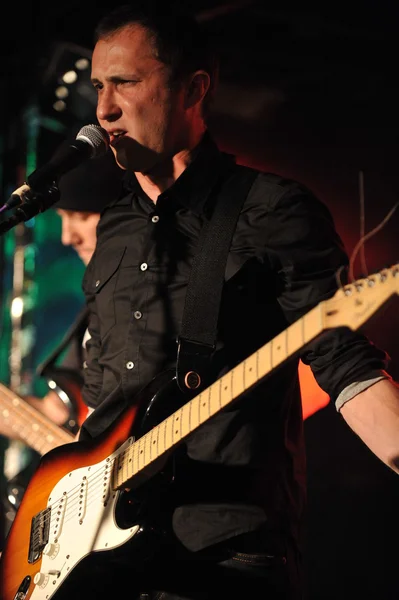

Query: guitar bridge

[28,507,51,563]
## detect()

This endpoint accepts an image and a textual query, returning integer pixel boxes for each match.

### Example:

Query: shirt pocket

[85,246,126,340]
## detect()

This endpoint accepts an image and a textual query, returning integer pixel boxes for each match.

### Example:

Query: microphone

[3,124,110,212]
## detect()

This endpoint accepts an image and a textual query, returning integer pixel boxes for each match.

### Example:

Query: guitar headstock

[322,263,399,331]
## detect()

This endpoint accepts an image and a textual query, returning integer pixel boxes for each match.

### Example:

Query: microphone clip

[0,183,60,236]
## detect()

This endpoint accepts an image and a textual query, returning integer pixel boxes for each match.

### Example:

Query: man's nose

[97,87,122,122]
[61,223,78,247]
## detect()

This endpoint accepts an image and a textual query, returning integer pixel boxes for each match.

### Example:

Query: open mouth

[109,131,126,145]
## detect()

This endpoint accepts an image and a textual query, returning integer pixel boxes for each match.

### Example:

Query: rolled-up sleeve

[262,184,390,404]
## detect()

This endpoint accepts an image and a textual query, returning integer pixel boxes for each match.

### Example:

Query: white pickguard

[30,437,140,599]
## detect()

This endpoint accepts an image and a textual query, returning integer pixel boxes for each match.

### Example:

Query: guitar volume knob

[33,572,48,587]
[43,542,60,558]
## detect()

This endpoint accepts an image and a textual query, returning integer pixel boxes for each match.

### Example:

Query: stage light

[11,297,24,318]
[75,58,90,70]
[55,86,69,99]
[53,100,66,112]
[62,70,78,84]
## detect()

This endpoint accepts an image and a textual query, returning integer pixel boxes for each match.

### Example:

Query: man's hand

[25,391,69,426]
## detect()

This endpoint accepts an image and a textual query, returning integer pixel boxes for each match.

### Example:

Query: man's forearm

[340,377,399,474]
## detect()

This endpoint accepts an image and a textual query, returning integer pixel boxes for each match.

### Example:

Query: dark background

[1,1,399,598]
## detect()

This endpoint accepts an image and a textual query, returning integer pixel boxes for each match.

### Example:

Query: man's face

[91,24,188,174]
[56,210,100,265]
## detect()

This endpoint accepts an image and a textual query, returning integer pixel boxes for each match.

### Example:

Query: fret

[231,362,245,399]
[188,395,200,430]
[172,409,182,445]
[286,319,305,356]
[133,440,140,477]
[157,419,166,455]
[122,449,128,486]
[199,387,211,424]
[180,401,191,438]
[111,455,118,489]
[123,445,129,484]
[137,437,146,471]
[143,431,152,468]
[114,453,120,489]
[117,450,125,488]
[271,331,288,368]
[164,415,174,452]
[302,304,322,344]
[220,373,232,408]
[207,378,220,414]
[125,445,134,480]
[244,355,258,391]
[149,427,156,461]
[257,341,272,380]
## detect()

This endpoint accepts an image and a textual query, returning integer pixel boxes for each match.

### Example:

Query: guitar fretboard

[112,301,323,489]
[0,384,74,455]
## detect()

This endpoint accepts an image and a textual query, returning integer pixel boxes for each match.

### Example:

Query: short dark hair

[94,1,219,118]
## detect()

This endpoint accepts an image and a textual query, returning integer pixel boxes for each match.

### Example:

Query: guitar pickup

[28,507,51,563]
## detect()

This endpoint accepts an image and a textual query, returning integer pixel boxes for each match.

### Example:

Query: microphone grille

[76,124,110,158]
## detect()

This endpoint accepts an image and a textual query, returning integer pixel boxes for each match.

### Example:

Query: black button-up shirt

[81,133,387,551]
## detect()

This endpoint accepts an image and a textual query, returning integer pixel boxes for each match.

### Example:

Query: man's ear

[185,70,211,110]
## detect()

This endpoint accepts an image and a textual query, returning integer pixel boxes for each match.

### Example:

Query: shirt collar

[123,131,236,216]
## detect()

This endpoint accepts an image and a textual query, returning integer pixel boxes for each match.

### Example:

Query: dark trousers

[135,533,303,600]
[56,530,303,600]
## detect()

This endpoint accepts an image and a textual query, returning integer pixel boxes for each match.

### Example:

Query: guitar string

[31,433,155,543]
[348,201,399,283]
[31,347,277,538]
[30,252,399,544]
[31,434,152,538]
[30,458,118,545]
[31,308,359,543]
[36,272,399,536]
[31,343,290,538]
[31,393,200,538]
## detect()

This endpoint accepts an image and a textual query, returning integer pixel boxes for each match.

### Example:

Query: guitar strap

[176,160,258,393]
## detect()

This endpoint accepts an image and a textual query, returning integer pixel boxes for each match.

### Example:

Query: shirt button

[133,311,142,320]
[126,361,134,370]
[95,280,100,287]
[151,215,159,223]
[140,263,148,271]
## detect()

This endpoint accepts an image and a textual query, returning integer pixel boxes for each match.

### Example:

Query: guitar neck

[113,302,323,489]
[0,384,75,454]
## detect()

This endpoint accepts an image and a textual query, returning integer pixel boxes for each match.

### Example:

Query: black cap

[54,150,125,213]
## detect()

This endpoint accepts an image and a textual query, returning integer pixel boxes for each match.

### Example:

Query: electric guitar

[0,384,75,456]
[1,367,88,515]
[1,264,398,600]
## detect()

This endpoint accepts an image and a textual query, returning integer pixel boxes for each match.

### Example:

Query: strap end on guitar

[176,337,215,393]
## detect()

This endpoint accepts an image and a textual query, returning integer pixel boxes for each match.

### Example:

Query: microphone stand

[0,184,60,236]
